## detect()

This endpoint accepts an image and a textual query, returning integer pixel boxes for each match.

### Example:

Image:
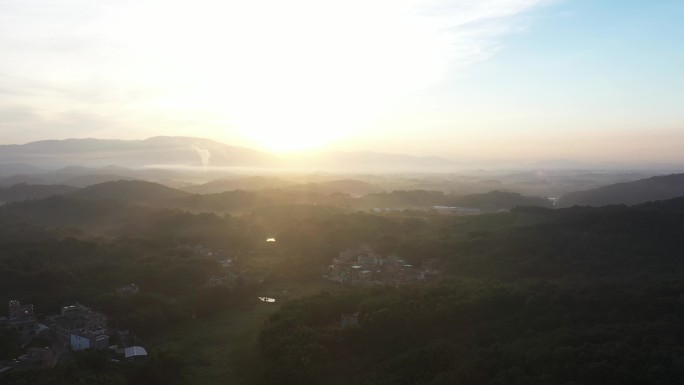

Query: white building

[124,346,148,360]
[70,329,109,351]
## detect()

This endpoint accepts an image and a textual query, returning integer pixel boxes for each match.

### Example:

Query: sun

[224,84,383,153]
[108,0,450,152]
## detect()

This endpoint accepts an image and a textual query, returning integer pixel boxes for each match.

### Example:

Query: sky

[1,0,683,162]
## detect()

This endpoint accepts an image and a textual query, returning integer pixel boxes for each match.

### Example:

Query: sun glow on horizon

[94,0,496,152]
[1,0,589,156]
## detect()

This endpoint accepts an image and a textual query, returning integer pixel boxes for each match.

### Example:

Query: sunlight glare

[103,0,451,152]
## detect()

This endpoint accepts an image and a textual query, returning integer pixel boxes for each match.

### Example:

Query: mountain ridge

[3,136,683,173]
[557,173,684,207]
[0,136,279,169]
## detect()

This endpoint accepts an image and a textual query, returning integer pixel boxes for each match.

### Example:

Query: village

[326,244,442,286]
[0,242,247,375]
[0,241,442,375]
[0,294,147,374]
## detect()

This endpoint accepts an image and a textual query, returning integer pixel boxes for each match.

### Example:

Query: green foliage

[0,327,21,359]
[557,173,684,208]
[257,198,684,385]
[449,190,553,210]
[450,201,684,279]
[3,188,684,385]
[259,281,684,385]
[0,348,187,385]
[134,349,187,385]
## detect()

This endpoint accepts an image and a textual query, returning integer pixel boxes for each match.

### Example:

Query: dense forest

[258,199,684,385]
[0,180,553,213]
[1,180,684,384]
[556,174,684,208]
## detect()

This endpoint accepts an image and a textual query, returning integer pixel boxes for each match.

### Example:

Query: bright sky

[1,0,683,161]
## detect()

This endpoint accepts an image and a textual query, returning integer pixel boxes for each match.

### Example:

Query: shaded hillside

[355,190,551,210]
[357,190,450,209]
[258,198,684,385]
[0,195,140,233]
[557,173,684,207]
[260,280,684,385]
[453,199,684,279]
[0,174,50,187]
[59,174,137,187]
[285,179,380,196]
[449,190,553,210]
[0,183,77,202]
[0,163,45,176]
[176,189,353,213]
[69,180,190,205]
[0,195,260,247]
[183,176,294,194]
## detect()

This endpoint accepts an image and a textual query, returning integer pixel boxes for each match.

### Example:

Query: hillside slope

[69,180,190,205]
[557,173,684,207]
[0,184,77,202]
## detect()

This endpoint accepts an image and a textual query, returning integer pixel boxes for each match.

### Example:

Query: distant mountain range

[2,137,683,203]
[6,174,684,233]
[5,136,677,174]
[0,136,278,169]
[557,173,684,207]
[0,136,464,172]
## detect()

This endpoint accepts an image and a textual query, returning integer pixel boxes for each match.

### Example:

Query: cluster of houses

[1,294,148,374]
[52,303,109,350]
[326,245,442,286]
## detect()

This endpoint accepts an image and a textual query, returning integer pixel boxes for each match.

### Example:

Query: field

[155,280,342,385]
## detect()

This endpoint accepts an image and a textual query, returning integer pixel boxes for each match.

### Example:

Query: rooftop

[124,346,148,359]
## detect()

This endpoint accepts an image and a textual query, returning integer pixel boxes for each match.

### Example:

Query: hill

[183,176,295,194]
[355,190,552,210]
[0,136,279,169]
[0,183,77,203]
[69,180,190,205]
[258,198,684,385]
[557,173,684,207]
[0,195,141,233]
[0,163,45,177]
[449,190,553,210]
[285,179,380,196]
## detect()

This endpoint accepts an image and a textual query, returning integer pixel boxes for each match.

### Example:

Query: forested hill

[258,197,684,385]
[0,178,554,216]
[452,198,684,279]
[69,179,190,205]
[0,195,260,247]
[557,173,684,207]
[0,183,77,202]
[181,176,294,194]
[450,190,552,209]
[355,190,551,209]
